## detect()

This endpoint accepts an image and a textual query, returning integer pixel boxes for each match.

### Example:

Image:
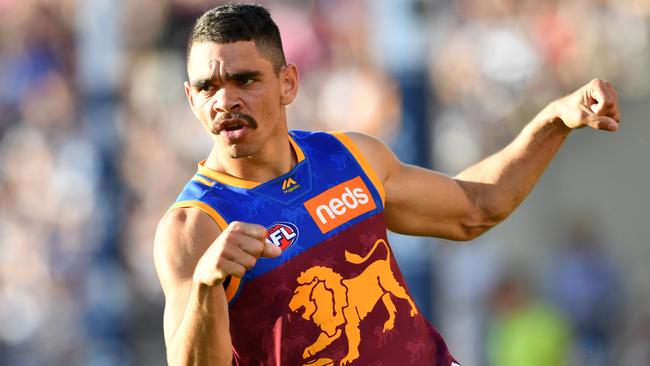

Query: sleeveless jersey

[172,130,458,366]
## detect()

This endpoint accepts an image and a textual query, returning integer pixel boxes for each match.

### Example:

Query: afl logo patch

[266,222,299,251]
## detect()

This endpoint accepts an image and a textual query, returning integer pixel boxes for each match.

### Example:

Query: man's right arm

[154,207,232,365]
[154,208,281,365]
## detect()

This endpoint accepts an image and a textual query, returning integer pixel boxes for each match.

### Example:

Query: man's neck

[205,134,297,184]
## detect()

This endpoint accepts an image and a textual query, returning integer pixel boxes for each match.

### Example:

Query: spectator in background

[487,272,572,366]
[0,1,106,364]
[546,217,623,366]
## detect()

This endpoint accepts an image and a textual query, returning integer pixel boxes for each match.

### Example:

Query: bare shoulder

[338,131,401,181]
[154,207,221,293]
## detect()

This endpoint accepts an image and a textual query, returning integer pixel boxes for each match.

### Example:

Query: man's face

[185,41,297,159]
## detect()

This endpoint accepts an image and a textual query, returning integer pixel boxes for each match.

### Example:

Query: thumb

[261,241,282,258]
[586,113,618,132]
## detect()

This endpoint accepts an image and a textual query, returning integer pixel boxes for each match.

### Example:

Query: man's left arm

[349,79,620,241]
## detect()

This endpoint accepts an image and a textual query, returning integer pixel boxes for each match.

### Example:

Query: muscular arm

[154,208,232,366]
[351,79,620,241]
[154,207,280,365]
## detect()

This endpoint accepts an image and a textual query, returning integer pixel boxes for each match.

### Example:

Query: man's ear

[279,64,299,105]
[184,81,200,118]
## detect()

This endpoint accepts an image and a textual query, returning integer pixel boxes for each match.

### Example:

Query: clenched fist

[554,78,621,132]
[193,221,282,286]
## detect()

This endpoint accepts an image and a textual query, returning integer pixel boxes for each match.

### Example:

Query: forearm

[455,101,571,224]
[378,79,618,240]
[167,283,232,366]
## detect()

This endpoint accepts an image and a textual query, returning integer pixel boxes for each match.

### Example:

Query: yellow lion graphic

[288,239,418,365]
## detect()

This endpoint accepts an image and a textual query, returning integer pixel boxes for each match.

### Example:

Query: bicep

[153,207,221,345]
[383,163,478,240]
[343,131,482,240]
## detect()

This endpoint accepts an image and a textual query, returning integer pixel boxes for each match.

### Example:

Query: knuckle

[255,242,267,257]
[233,266,246,277]
[229,221,242,231]
[214,255,228,271]
[220,229,235,243]
[244,257,257,269]
[255,224,267,236]
[247,240,264,258]
[245,224,265,239]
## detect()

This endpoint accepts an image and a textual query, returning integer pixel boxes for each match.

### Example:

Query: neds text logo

[304,176,376,233]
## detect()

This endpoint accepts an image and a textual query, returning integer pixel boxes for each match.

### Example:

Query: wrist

[541,100,572,133]
[192,276,225,289]
[192,254,227,287]
[192,267,226,288]
[192,278,227,303]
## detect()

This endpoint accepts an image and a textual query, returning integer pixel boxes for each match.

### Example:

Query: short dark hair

[188,3,286,73]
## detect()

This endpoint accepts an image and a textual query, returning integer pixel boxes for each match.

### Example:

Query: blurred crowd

[1,0,649,365]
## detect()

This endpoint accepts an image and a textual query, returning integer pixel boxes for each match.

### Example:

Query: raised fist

[193,221,282,286]
[554,78,621,132]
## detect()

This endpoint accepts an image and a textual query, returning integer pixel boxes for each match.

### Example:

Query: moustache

[211,112,258,134]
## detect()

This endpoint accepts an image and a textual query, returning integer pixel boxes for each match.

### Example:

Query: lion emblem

[288,239,418,365]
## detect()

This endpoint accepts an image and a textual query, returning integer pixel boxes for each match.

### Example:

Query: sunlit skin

[184,41,299,183]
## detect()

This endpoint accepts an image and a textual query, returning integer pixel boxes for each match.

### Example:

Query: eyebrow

[190,79,212,88]
[226,70,262,81]
[189,70,262,88]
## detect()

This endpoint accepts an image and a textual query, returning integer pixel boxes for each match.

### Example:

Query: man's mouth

[213,117,257,142]
[212,113,258,136]
[219,119,246,132]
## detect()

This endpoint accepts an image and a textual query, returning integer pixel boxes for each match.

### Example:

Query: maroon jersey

[173,131,458,365]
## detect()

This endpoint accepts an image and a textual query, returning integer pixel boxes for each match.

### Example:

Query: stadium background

[1,0,649,365]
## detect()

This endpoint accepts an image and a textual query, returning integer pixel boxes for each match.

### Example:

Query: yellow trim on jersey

[197,161,261,189]
[192,174,215,187]
[224,277,242,302]
[330,131,386,206]
[195,135,304,189]
[288,134,305,162]
[168,200,242,302]
[169,200,228,230]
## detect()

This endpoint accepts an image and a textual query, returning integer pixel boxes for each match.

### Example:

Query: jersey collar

[196,134,305,189]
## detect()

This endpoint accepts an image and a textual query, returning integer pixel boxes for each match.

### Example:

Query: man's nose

[212,86,241,113]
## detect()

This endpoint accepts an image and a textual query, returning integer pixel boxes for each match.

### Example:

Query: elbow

[456,223,491,241]
[455,210,505,241]
[446,224,486,242]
